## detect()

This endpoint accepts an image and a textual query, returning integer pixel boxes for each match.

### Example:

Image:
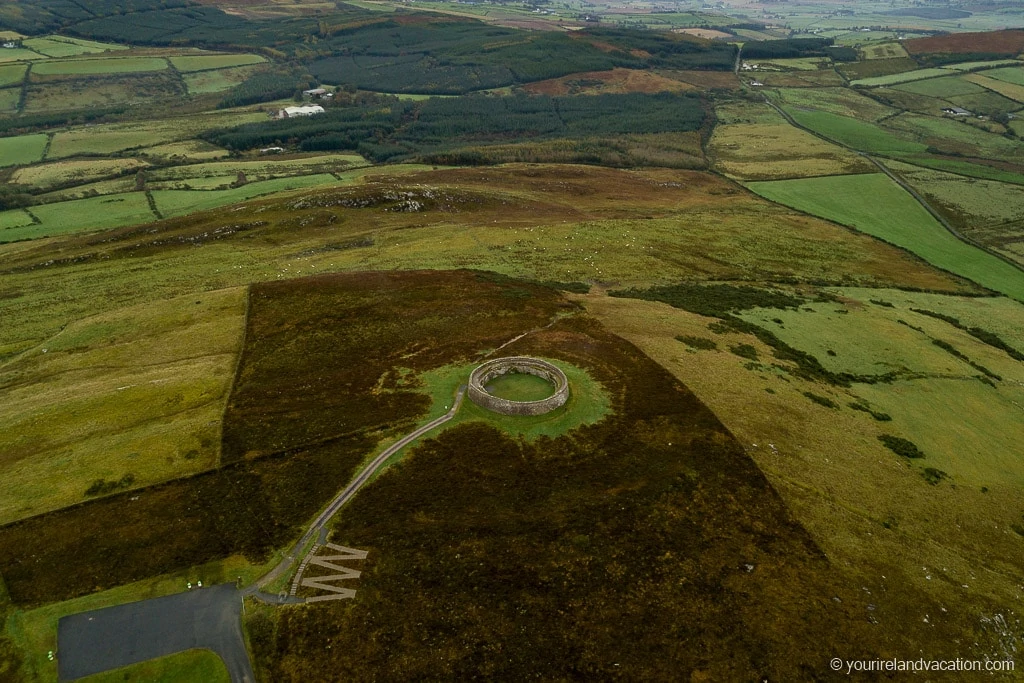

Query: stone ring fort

[468,356,570,416]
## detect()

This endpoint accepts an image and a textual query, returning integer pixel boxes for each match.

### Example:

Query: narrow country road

[247,385,467,597]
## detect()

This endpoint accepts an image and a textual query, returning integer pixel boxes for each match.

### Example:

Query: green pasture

[151,174,339,218]
[0,134,48,168]
[31,57,168,76]
[746,173,1024,301]
[893,75,985,97]
[0,209,33,231]
[137,140,231,162]
[898,156,1024,185]
[11,158,147,190]
[963,73,1024,104]
[782,108,927,154]
[946,91,1020,115]
[885,113,1023,160]
[21,38,99,59]
[861,42,908,60]
[838,57,919,81]
[851,67,951,87]
[169,54,265,72]
[182,65,258,94]
[0,288,244,525]
[0,48,44,63]
[0,63,26,86]
[940,59,1022,72]
[77,649,229,683]
[149,154,366,183]
[46,112,265,158]
[735,290,1024,488]
[2,193,155,243]
[856,378,1024,487]
[758,57,831,71]
[0,86,18,111]
[772,86,896,121]
[985,66,1024,86]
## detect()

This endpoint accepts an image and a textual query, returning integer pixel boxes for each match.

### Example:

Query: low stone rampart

[467,356,569,416]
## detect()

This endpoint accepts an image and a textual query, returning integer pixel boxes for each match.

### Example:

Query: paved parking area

[57,583,254,682]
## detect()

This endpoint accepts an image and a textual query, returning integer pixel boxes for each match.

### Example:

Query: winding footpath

[246,385,467,600]
[760,96,1024,276]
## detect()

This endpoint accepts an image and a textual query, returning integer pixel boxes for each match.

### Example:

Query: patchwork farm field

[746,173,1024,300]
[30,56,169,76]
[2,8,1024,680]
[4,193,156,242]
[781,108,927,154]
[0,288,246,524]
[11,158,147,191]
[0,134,47,168]
[45,111,268,158]
[168,54,266,72]
[0,63,26,86]
[885,160,1024,265]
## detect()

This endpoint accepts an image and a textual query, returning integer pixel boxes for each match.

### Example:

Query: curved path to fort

[246,385,467,601]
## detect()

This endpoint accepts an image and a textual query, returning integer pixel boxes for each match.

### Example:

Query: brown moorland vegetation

[247,311,962,680]
[0,271,568,606]
[904,29,1024,56]
[522,68,696,96]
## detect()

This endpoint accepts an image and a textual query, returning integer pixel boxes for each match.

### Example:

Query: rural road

[58,583,254,683]
[248,385,467,596]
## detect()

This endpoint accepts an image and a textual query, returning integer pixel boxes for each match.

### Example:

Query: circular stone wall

[468,357,570,416]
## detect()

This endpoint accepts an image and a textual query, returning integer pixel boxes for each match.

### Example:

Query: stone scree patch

[468,357,570,416]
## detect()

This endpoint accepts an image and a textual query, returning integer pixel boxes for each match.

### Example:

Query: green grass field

[782,108,927,154]
[963,72,1024,103]
[0,209,33,231]
[151,174,340,218]
[0,134,48,168]
[898,155,1024,185]
[985,66,1024,86]
[169,54,265,72]
[2,193,156,243]
[885,113,1024,159]
[884,159,1024,265]
[710,120,872,180]
[21,36,126,58]
[0,48,44,63]
[861,42,908,60]
[0,86,18,111]
[0,288,245,525]
[11,158,147,190]
[772,87,897,121]
[46,112,265,158]
[149,154,366,183]
[939,59,1022,72]
[182,65,259,94]
[77,649,230,683]
[484,372,556,401]
[893,74,985,97]
[838,57,920,81]
[21,38,100,59]
[0,63,25,86]
[30,57,168,76]
[746,173,1024,300]
[851,67,952,87]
